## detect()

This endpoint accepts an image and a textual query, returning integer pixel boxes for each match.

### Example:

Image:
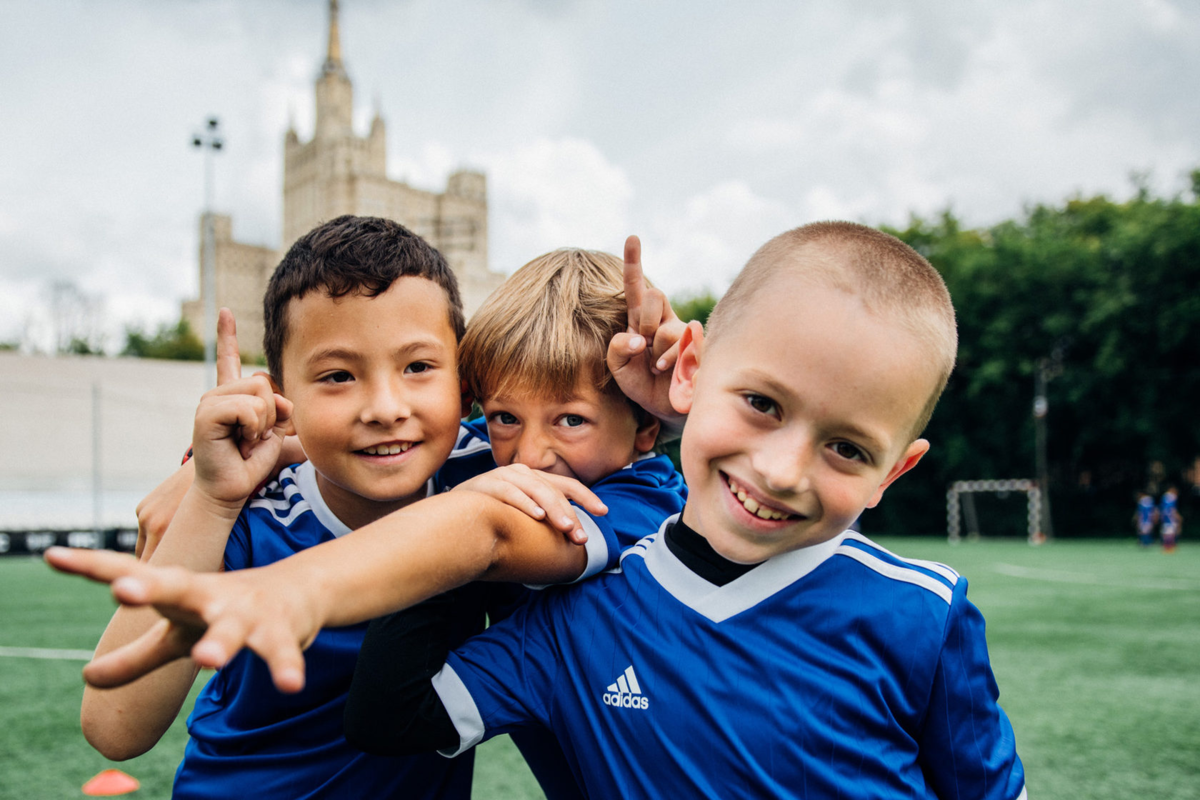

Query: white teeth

[728,478,792,521]
[364,443,412,455]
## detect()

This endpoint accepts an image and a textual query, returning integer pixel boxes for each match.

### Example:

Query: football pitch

[1,538,1197,799]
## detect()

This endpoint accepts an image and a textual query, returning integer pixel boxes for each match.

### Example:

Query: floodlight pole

[1032,349,1064,540]
[193,117,223,389]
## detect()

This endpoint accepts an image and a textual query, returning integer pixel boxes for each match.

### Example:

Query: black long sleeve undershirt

[343,521,762,756]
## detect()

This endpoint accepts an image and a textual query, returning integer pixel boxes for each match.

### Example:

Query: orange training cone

[82,769,140,796]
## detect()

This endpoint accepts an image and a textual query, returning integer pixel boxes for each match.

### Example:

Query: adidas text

[602,665,650,710]
[603,692,650,709]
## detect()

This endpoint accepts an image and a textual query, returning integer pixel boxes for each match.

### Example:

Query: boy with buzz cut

[356,222,1027,799]
[51,222,1025,798]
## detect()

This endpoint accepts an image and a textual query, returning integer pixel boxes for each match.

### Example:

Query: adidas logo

[602,665,650,710]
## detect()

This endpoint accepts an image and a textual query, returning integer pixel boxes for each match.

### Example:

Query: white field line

[0,646,94,661]
[993,563,1199,591]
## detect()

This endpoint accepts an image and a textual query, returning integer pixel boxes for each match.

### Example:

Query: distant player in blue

[52,223,1025,797]
[1135,492,1157,547]
[1160,486,1181,553]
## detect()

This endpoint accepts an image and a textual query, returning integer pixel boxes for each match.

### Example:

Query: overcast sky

[2,0,1198,349]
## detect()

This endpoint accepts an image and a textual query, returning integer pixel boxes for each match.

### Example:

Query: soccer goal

[946,479,1043,545]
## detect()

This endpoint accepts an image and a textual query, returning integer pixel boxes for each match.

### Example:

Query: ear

[272,393,298,438]
[257,371,284,396]
[865,438,929,508]
[633,414,660,454]
[667,321,705,416]
[460,380,474,420]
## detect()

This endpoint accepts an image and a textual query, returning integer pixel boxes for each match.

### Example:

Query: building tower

[184,0,503,358]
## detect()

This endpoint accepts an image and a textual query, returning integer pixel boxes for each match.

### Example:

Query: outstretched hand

[44,547,315,693]
[607,236,687,428]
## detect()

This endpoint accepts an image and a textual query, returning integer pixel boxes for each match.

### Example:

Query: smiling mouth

[725,475,800,522]
[359,442,414,456]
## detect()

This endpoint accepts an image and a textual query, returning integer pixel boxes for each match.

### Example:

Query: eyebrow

[835,422,889,457]
[305,339,447,367]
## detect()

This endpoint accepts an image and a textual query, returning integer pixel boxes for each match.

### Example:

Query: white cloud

[644,181,796,296]
[483,137,634,273]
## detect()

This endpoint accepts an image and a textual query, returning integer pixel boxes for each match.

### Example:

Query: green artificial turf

[875,536,1200,800]
[0,556,543,799]
[3,539,1198,799]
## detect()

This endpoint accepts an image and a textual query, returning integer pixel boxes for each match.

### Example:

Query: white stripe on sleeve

[430,663,486,758]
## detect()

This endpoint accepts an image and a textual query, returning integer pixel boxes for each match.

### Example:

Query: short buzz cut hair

[458,249,630,404]
[706,221,958,438]
[262,215,464,384]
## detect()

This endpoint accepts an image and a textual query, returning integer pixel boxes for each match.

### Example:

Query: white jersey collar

[639,514,849,623]
[292,461,434,538]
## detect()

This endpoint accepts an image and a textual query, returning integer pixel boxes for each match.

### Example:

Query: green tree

[122,319,204,361]
[870,185,1200,537]
[672,292,719,326]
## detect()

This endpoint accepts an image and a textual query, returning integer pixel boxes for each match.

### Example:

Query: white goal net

[946,479,1043,545]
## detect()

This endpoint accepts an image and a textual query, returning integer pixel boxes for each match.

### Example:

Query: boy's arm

[346,585,559,757]
[135,437,307,560]
[80,493,244,760]
[344,592,472,755]
[80,361,292,759]
[48,485,597,694]
[918,581,1027,800]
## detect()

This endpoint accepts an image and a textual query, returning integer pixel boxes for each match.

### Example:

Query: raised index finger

[216,308,242,386]
[623,235,646,333]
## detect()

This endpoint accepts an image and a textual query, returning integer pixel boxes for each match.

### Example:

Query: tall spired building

[183,0,502,357]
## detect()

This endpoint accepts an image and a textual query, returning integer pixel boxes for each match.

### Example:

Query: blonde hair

[459,249,630,402]
[707,221,958,437]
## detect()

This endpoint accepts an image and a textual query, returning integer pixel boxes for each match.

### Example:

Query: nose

[360,377,411,426]
[511,428,557,471]
[752,430,813,495]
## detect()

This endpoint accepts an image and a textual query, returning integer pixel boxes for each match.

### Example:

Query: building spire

[325,0,343,68]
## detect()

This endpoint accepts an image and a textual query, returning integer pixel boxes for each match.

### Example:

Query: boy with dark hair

[75,215,616,799]
[53,222,1025,798]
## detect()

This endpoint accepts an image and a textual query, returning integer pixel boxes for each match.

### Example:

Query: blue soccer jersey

[341,429,688,800]
[1159,490,1180,534]
[174,423,497,800]
[503,451,686,800]
[1137,495,1157,534]
[432,516,1026,800]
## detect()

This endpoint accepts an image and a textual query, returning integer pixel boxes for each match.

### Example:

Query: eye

[321,370,353,384]
[489,411,519,426]
[557,414,586,428]
[745,393,779,417]
[405,362,430,374]
[831,441,865,462]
